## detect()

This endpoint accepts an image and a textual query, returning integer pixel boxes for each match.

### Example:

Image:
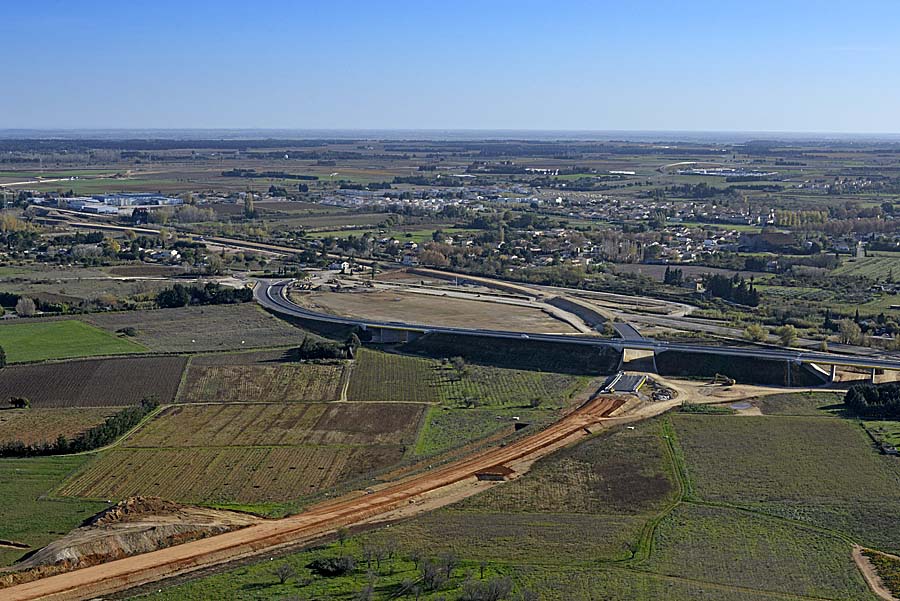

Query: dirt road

[4,397,623,601]
[853,545,899,601]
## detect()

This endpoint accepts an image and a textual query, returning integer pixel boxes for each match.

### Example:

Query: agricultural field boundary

[2,396,624,601]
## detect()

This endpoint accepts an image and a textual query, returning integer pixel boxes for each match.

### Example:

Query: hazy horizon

[4,128,900,144]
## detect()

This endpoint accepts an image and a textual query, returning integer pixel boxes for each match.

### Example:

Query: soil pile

[0,497,259,589]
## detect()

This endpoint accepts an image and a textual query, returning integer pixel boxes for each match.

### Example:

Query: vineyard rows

[0,408,117,445]
[0,357,186,408]
[347,349,584,406]
[125,402,425,448]
[178,362,345,403]
[60,445,405,503]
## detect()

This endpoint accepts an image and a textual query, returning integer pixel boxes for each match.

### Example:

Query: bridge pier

[830,364,837,383]
[871,367,877,384]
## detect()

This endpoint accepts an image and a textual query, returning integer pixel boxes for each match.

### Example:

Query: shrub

[307,556,356,577]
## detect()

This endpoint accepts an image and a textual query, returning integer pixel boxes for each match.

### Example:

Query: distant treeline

[339,182,392,190]
[845,382,900,419]
[222,168,319,180]
[0,398,158,457]
[156,282,253,308]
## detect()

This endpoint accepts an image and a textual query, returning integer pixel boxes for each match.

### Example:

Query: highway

[257,279,900,373]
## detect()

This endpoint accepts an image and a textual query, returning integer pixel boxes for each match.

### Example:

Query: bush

[307,556,356,577]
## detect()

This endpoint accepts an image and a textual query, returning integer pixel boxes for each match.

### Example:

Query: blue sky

[3,0,900,132]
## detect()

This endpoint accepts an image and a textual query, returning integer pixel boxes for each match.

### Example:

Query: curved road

[258,279,900,372]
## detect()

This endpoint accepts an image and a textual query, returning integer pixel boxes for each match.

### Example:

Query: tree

[336,527,349,547]
[0,345,5,369]
[15,296,35,317]
[839,319,863,345]
[775,324,797,347]
[440,552,459,580]
[244,190,257,218]
[449,356,468,380]
[272,563,295,585]
[744,323,768,342]
[409,549,423,570]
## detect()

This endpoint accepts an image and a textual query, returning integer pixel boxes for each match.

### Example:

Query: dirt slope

[0,497,258,590]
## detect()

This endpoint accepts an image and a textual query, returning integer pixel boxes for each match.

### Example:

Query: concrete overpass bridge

[257,279,900,385]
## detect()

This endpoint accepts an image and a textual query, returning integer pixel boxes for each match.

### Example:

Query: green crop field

[0,456,108,567]
[644,503,872,600]
[863,420,900,447]
[754,390,845,416]
[348,349,585,407]
[831,254,900,279]
[0,320,145,363]
[671,414,900,552]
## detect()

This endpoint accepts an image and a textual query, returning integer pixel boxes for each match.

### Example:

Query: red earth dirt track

[4,396,623,601]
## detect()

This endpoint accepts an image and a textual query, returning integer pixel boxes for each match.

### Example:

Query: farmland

[414,407,516,457]
[457,419,676,515]
[831,253,900,278]
[60,402,426,510]
[0,456,108,567]
[0,320,145,363]
[178,351,346,402]
[753,390,845,416]
[123,402,425,448]
[644,504,872,600]
[348,348,585,407]
[58,445,406,507]
[84,304,303,352]
[671,414,900,552]
[0,356,186,407]
[863,420,900,447]
[138,413,885,601]
[0,408,117,445]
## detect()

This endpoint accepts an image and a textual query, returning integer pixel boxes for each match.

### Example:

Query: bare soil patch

[293,289,579,334]
[0,357,186,408]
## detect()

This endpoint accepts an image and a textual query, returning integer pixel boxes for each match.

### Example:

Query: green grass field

[644,504,872,600]
[754,391,845,416]
[0,320,145,363]
[671,414,900,552]
[0,456,108,567]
